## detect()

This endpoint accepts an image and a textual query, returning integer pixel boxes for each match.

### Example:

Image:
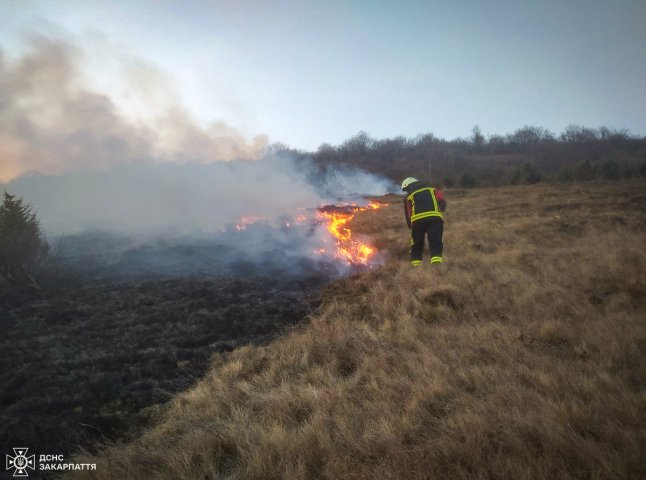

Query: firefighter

[401,177,447,267]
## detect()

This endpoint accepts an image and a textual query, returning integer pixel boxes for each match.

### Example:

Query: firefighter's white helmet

[401,177,418,190]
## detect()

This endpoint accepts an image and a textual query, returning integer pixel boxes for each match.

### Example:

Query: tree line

[275,124,646,188]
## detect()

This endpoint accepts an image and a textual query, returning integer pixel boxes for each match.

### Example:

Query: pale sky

[1,0,645,151]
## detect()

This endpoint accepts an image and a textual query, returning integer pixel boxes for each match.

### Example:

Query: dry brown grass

[67,181,646,480]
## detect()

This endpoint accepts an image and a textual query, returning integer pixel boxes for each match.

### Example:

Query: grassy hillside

[68,181,646,480]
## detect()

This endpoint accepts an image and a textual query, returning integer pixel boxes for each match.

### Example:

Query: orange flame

[229,201,384,266]
[316,201,382,264]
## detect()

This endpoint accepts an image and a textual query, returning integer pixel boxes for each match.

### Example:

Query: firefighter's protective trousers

[410,217,443,266]
[406,186,444,266]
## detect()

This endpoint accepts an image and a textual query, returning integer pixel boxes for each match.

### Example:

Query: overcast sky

[1,0,645,152]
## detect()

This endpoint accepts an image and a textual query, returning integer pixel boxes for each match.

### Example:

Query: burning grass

[315,201,383,264]
[66,181,646,479]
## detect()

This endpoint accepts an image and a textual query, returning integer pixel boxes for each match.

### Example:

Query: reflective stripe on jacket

[405,185,443,223]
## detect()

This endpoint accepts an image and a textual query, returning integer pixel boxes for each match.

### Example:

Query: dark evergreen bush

[0,192,48,287]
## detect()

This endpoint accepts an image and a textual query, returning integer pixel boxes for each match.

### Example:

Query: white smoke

[4,156,394,236]
[0,34,268,183]
[0,32,396,278]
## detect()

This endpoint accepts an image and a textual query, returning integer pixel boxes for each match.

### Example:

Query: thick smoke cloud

[5,157,395,279]
[0,35,268,183]
[0,33,396,279]
[5,156,395,236]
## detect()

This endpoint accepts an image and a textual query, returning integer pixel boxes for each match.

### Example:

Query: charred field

[0,271,329,458]
[0,208,378,461]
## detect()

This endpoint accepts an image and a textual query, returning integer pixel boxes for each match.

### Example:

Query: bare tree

[471,125,485,152]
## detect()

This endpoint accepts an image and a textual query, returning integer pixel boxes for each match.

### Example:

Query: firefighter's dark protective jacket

[403,180,447,228]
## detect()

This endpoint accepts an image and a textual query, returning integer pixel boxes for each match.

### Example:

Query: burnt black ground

[0,273,328,461]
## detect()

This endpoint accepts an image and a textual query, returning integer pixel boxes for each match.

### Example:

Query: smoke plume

[0,35,268,183]
[4,157,394,279]
[5,156,394,236]
[0,33,396,279]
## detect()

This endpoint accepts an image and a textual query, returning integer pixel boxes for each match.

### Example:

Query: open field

[58,181,646,479]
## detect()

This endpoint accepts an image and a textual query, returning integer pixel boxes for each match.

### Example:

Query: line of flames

[230,201,383,265]
[315,201,382,264]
